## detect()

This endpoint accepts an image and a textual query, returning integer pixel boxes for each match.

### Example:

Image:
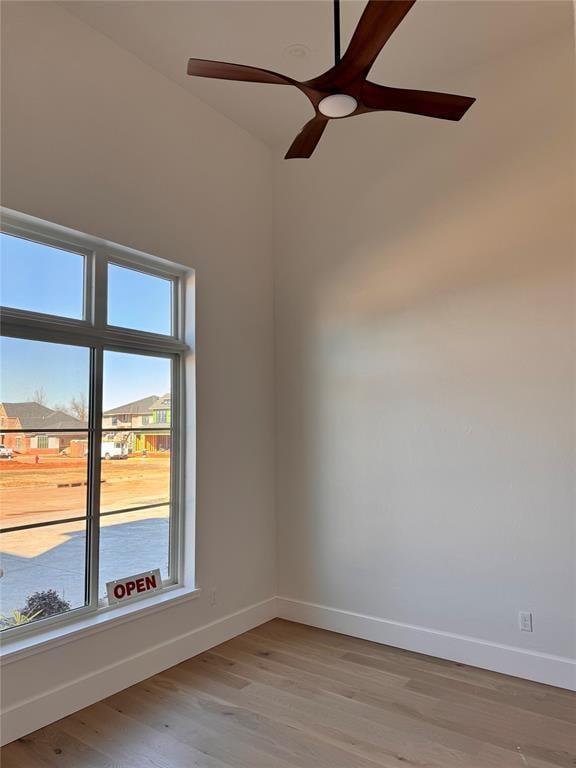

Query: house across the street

[102,394,171,454]
[0,402,87,454]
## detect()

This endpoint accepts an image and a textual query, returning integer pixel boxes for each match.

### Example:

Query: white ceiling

[60,1,571,147]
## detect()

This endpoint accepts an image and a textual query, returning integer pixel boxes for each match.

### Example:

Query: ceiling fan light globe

[318,94,358,118]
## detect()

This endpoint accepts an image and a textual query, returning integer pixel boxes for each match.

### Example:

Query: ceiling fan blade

[313,1,416,89]
[285,116,329,159]
[363,82,475,120]
[187,58,296,86]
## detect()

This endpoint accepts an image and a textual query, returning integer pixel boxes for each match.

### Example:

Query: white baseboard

[1,597,277,746]
[276,597,576,692]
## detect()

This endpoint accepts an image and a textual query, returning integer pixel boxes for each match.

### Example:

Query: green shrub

[22,589,71,618]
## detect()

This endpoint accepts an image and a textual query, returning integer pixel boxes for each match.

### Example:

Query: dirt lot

[0,455,170,529]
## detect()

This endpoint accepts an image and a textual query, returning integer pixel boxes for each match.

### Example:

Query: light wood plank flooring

[3,619,575,767]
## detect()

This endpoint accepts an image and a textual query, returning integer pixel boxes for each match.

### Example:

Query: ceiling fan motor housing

[318,94,359,118]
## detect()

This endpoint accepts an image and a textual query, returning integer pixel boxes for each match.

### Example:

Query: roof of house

[150,393,171,410]
[2,402,54,420]
[103,395,159,416]
[1,402,87,430]
[40,411,88,430]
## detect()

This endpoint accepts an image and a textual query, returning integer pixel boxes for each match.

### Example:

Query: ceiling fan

[187,0,475,159]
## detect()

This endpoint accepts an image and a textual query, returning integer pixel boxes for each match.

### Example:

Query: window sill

[0,585,201,666]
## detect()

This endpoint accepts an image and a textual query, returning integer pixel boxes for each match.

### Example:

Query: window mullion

[83,249,96,325]
[93,248,108,329]
[86,347,104,611]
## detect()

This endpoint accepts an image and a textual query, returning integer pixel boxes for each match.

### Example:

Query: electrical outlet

[519,611,533,632]
[208,588,217,607]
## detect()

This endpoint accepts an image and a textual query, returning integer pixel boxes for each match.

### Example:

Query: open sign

[106,568,162,605]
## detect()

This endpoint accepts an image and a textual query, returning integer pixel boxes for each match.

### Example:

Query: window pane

[0,520,87,629]
[100,351,172,598]
[107,263,172,335]
[99,505,170,600]
[101,351,171,513]
[0,232,85,319]
[0,433,89,530]
[0,337,91,530]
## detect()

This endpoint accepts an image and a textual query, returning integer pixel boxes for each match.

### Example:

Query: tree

[31,386,47,405]
[52,392,88,422]
[68,393,88,422]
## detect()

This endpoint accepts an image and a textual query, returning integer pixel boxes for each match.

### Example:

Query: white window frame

[0,207,195,646]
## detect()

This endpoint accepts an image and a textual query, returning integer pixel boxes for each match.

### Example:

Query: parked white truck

[101,441,128,460]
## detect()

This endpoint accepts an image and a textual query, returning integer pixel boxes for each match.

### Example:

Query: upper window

[107,263,172,336]
[0,210,190,639]
[0,232,85,319]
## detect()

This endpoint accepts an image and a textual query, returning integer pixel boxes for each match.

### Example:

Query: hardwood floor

[3,619,575,767]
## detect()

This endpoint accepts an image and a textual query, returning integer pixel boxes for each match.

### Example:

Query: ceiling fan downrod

[334,0,341,65]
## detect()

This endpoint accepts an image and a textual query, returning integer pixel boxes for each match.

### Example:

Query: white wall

[0,0,276,738]
[274,11,576,683]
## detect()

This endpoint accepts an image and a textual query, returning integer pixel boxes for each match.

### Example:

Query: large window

[0,211,189,637]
